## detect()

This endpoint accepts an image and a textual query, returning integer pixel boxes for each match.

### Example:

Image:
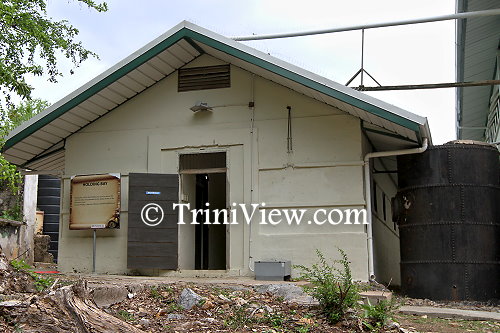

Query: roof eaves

[456,0,467,139]
[3,21,192,152]
[3,21,429,152]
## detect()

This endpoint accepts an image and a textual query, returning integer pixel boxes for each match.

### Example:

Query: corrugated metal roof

[2,21,431,171]
[456,0,500,140]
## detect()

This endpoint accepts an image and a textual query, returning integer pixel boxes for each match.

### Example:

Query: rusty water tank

[393,141,499,301]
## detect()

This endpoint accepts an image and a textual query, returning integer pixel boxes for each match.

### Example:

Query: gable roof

[2,21,431,171]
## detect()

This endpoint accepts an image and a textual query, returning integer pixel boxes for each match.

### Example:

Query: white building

[2,22,431,284]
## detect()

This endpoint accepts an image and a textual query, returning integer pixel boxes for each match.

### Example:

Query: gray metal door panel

[127,173,179,270]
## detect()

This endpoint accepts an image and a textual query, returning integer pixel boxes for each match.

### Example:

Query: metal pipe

[92,229,97,274]
[360,29,365,86]
[233,9,500,41]
[248,74,256,273]
[356,79,500,91]
[364,138,428,281]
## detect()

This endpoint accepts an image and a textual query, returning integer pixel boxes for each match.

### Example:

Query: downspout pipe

[364,137,428,281]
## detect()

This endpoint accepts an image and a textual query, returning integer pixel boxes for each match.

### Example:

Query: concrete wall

[0,219,23,260]
[59,54,370,280]
[0,175,38,263]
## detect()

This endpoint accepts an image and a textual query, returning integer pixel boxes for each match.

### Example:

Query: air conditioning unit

[254,260,291,281]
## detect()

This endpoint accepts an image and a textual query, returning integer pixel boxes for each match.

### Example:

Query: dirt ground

[1,272,499,333]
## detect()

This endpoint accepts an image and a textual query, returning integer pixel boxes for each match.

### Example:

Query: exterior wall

[0,175,38,263]
[59,54,369,280]
[485,60,499,143]
[371,159,400,286]
[362,133,401,286]
[0,219,23,260]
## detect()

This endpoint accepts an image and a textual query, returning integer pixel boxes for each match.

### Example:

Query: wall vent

[178,65,230,92]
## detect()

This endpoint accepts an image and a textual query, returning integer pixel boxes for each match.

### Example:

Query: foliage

[0,154,21,194]
[149,286,162,299]
[0,98,49,137]
[10,258,54,291]
[149,285,174,300]
[263,311,285,328]
[362,298,399,331]
[1,203,23,221]
[0,0,107,105]
[295,248,359,323]
[116,309,135,322]
[0,99,47,221]
[223,305,258,329]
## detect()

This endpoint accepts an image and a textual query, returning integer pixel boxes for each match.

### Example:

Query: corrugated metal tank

[393,141,499,301]
[37,175,60,262]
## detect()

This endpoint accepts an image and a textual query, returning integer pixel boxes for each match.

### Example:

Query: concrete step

[399,305,500,322]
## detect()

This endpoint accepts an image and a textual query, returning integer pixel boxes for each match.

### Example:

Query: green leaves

[10,258,55,291]
[295,248,359,324]
[0,0,108,105]
[0,99,47,198]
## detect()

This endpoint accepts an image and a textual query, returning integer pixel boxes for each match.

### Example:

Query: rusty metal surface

[395,143,500,301]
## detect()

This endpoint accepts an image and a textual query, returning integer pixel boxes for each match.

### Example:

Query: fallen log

[14,280,144,333]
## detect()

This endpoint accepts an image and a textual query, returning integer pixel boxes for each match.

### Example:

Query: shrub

[295,248,358,323]
[362,298,399,331]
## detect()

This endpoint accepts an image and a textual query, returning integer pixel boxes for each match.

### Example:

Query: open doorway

[179,152,227,270]
[194,173,226,269]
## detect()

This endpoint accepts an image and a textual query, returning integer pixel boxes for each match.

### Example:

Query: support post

[92,229,96,274]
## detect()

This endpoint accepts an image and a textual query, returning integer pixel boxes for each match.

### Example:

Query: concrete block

[91,285,129,308]
[359,290,392,305]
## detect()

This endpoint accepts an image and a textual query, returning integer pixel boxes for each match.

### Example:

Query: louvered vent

[178,65,230,92]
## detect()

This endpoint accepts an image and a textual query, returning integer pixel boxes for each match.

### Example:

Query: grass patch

[10,259,54,292]
[223,305,257,329]
[116,310,135,322]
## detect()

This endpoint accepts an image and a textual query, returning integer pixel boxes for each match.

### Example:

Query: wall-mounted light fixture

[190,102,213,112]
[190,101,254,113]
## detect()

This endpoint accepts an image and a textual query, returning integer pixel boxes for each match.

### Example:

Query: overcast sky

[28,0,456,143]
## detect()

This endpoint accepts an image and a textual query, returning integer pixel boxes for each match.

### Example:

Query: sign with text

[70,174,121,230]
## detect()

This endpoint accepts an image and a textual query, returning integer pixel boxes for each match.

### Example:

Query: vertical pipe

[248,74,256,272]
[361,29,365,86]
[364,138,428,281]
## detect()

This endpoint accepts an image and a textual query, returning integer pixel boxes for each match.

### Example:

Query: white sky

[28,0,457,144]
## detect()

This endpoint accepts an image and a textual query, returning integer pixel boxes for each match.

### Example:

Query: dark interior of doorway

[194,173,226,270]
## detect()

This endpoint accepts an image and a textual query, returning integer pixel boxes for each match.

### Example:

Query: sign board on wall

[69,174,121,230]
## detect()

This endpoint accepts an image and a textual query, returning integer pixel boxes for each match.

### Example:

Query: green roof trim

[3,30,187,151]
[3,26,422,152]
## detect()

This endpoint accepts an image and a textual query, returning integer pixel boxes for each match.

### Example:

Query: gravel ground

[105,282,383,332]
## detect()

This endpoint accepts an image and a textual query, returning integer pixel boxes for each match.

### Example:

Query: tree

[0,98,49,139]
[0,99,48,221]
[0,0,108,106]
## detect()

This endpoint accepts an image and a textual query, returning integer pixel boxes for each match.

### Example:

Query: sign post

[92,229,96,273]
[91,224,105,273]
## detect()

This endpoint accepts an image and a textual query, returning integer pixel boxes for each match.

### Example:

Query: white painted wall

[22,175,38,264]
[59,54,372,280]
[363,133,401,286]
